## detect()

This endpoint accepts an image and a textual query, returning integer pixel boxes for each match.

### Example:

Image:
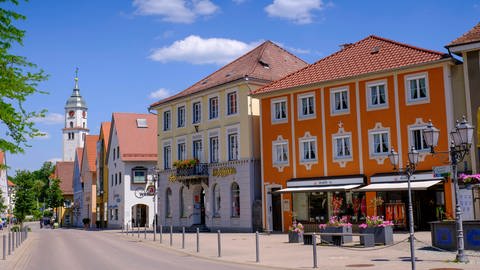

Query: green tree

[0,190,7,214]
[46,178,63,209]
[12,170,36,222]
[0,0,48,155]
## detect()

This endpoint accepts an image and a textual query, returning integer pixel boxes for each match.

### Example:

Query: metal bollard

[11,232,14,253]
[16,232,18,248]
[255,231,260,263]
[144,226,147,239]
[3,235,6,260]
[8,232,11,255]
[126,224,129,236]
[121,224,123,233]
[181,227,185,249]
[312,233,317,268]
[196,228,200,253]
[137,224,140,238]
[169,225,173,246]
[217,230,221,257]
[160,225,163,244]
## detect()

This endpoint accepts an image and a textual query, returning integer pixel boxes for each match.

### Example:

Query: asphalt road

[8,225,266,270]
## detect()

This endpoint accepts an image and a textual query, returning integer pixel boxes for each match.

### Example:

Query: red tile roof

[100,122,111,148]
[111,113,158,161]
[8,180,14,187]
[253,35,449,95]
[149,40,307,108]
[83,135,99,172]
[54,161,74,195]
[447,22,480,47]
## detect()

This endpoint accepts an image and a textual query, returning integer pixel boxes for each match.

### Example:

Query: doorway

[193,186,206,225]
[271,188,282,231]
[132,204,148,227]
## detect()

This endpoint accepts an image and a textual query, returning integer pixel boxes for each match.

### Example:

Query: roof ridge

[248,41,269,76]
[447,21,480,47]
[369,35,447,56]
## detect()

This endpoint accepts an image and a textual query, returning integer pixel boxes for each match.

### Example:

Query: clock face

[69,110,75,117]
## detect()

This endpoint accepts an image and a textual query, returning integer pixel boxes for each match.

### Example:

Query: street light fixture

[388,146,419,270]
[152,166,160,242]
[423,116,473,263]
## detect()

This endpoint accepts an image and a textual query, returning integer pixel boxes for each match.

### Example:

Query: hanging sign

[146,185,156,196]
[433,165,451,178]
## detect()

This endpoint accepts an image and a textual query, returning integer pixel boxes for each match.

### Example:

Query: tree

[0,0,48,155]
[12,170,36,223]
[46,178,63,210]
[0,190,6,214]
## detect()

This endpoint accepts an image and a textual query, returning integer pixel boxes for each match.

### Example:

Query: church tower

[63,69,89,161]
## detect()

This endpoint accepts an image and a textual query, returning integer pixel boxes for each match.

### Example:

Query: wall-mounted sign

[212,167,236,177]
[146,185,156,196]
[433,165,451,178]
[169,174,177,182]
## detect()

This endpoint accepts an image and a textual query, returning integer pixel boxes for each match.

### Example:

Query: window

[273,142,288,164]
[213,184,221,217]
[192,102,201,124]
[132,167,147,183]
[228,133,238,161]
[368,82,387,108]
[272,99,287,121]
[177,142,186,161]
[209,97,218,119]
[411,128,429,151]
[111,174,113,186]
[331,88,349,114]
[177,106,185,127]
[372,132,389,155]
[164,145,171,169]
[180,187,186,217]
[114,209,118,221]
[117,146,120,159]
[299,95,315,118]
[210,136,219,163]
[193,140,202,160]
[113,148,116,160]
[163,110,171,131]
[334,136,352,159]
[70,121,73,128]
[115,173,117,185]
[118,172,122,185]
[301,139,317,162]
[165,188,172,218]
[231,182,240,217]
[407,75,428,102]
[227,92,237,115]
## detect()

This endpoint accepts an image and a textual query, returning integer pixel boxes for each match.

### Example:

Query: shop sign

[212,167,236,177]
[433,165,451,178]
[282,199,290,211]
[146,185,156,196]
[458,188,474,220]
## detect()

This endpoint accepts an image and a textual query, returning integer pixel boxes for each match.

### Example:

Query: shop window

[177,106,185,127]
[209,96,219,119]
[165,188,172,218]
[231,182,240,217]
[213,184,221,217]
[180,187,186,218]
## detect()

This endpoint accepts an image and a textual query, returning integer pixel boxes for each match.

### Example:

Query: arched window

[231,182,240,217]
[69,121,73,128]
[213,184,221,217]
[179,187,185,217]
[166,188,172,218]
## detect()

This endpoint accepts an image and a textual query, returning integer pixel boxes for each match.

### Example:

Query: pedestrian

[40,218,43,229]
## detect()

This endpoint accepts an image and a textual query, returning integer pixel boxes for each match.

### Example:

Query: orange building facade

[253,36,464,232]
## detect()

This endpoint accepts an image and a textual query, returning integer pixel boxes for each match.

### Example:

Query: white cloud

[149,35,259,65]
[133,0,219,23]
[149,88,171,99]
[265,0,324,24]
[32,113,63,125]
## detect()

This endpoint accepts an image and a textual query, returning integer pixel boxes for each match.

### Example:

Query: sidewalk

[113,229,480,270]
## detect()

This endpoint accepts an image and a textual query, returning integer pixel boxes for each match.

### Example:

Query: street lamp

[152,167,160,242]
[423,117,473,263]
[388,146,419,270]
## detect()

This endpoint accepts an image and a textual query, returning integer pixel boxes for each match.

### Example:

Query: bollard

[255,231,260,263]
[312,233,317,268]
[16,232,18,248]
[217,230,221,257]
[160,225,163,244]
[126,224,129,236]
[182,227,185,249]
[137,224,140,238]
[3,235,6,260]
[196,228,200,253]
[121,224,124,233]
[169,225,173,246]
[8,232,11,255]
[11,232,14,253]
[144,226,147,239]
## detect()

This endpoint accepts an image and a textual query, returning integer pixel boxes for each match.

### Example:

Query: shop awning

[356,180,443,192]
[274,184,362,193]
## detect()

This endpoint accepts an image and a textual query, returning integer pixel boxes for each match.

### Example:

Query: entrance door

[132,204,148,227]
[200,188,206,225]
[271,188,282,231]
[193,186,204,225]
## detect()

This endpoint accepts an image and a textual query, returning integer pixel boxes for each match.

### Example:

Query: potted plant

[82,218,90,230]
[288,221,304,243]
[318,216,353,244]
[173,159,199,169]
[358,216,394,245]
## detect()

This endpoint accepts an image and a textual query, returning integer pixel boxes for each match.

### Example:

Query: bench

[304,232,374,248]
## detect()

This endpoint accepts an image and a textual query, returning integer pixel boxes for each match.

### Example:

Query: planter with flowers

[288,221,304,243]
[173,159,199,169]
[318,216,353,244]
[358,216,394,245]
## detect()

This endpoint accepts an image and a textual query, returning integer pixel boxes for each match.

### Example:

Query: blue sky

[5,0,480,174]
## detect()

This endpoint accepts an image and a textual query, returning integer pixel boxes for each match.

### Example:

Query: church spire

[74,67,79,90]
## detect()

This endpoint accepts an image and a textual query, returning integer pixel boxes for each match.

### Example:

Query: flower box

[359,226,393,245]
[320,226,352,244]
[288,231,303,243]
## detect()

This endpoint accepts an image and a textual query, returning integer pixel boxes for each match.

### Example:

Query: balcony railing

[175,163,209,179]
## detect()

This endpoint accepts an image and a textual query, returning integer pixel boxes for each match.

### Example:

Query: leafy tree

[46,178,63,209]
[0,190,6,213]
[0,0,48,155]
[12,170,36,222]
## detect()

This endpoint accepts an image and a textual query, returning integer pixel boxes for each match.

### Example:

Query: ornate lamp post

[423,117,473,263]
[152,167,160,242]
[388,146,420,270]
